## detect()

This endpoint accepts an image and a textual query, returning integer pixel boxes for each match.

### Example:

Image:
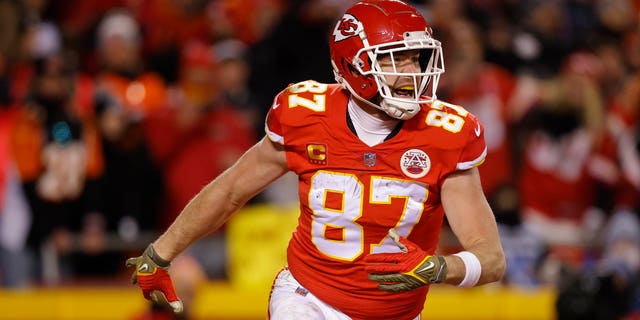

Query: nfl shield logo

[364,153,376,167]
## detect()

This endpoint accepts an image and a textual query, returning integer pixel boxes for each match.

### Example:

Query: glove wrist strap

[431,255,447,283]
[147,244,171,268]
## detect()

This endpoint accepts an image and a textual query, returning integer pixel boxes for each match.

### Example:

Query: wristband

[453,251,481,288]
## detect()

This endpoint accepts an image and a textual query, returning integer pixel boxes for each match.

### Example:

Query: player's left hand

[364,229,447,292]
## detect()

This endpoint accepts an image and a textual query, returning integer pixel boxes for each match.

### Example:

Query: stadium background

[0,0,639,319]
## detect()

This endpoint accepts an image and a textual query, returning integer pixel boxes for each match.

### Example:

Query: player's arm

[440,167,506,286]
[153,135,288,259]
[126,136,288,311]
[364,167,504,292]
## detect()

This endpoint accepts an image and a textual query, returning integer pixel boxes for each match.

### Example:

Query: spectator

[516,51,608,284]
[511,1,572,77]
[440,18,518,201]
[0,52,32,288]
[144,39,256,279]
[439,18,540,287]
[135,0,212,83]
[10,50,105,284]
[248,0,340,124]
[212,39,261,139]
[92,9,165,248]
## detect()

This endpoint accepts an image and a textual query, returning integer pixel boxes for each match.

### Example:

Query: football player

[126,1,506,319]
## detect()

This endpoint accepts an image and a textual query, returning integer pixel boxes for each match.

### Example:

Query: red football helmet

[330,0,444,120]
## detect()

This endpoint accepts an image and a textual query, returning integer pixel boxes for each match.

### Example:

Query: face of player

[377,50,422,99]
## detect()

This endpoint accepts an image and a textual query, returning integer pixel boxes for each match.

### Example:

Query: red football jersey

[265,80,486,320]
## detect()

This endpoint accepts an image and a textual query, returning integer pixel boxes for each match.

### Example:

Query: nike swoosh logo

[474,122,481,137]
[138,263,150,273]
[415,260,435,274]
[272,102,280,110]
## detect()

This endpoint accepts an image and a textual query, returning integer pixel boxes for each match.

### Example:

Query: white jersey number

[308,171,428,261]
[288,80,328,112]
[426,100,469,133]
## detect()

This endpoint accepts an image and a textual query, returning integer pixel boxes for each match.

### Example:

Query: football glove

[125,244,183,314]
[364,229,447,292]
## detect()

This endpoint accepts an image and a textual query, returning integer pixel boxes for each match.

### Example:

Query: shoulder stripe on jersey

[456,147,487,170]
[265,124,284,144]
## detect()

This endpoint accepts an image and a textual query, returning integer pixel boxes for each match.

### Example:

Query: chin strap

[379,99,420,120]
[333,60,424,121]
[338,76,420,120]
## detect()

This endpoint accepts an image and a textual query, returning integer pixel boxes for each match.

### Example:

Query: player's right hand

[125,244,183,314]
[364,229,447,292]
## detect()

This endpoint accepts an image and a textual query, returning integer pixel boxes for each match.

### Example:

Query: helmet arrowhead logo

[333,14,362,42]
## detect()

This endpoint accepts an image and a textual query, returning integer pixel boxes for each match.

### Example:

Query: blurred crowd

[0,0,639,319]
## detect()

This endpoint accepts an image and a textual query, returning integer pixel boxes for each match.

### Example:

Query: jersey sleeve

[264,87,288,145]
[456,113,487,171]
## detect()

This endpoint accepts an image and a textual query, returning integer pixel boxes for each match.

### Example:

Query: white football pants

[268,268,421,320]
